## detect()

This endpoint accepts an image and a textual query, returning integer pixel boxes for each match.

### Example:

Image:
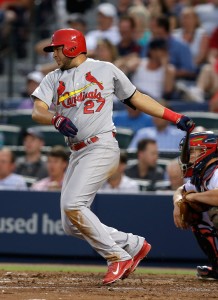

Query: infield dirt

[0,270,217,300]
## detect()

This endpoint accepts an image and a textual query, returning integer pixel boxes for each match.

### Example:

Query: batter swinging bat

[180,131,190,164]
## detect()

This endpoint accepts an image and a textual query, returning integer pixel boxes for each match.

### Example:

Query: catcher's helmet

[43,28,87,58]
[179,131,218,178]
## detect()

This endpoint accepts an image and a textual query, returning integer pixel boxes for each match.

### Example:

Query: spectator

[114,15,143,76]
[31,145,69,191]
[128,4,151,48]
[0,2,16,66]
[177,62,218,104]
[140,15,196,80]
[194,0,218,35]
[66,13,87,35]
[18,71,44,109]
[128,116,185,152]
[173,6,209,71]
[116,15,141,56]
[207,25,218,64]
[0,0,32,59]
[125,138,165,190]
[85,3,120,57]
[2,70,44,110]
[130,38,176,99]
[177,23,218,104]
[0,147,27,190]
[148,0,181,31]
[116,0,133,17]
[166,158,184,190]
[15,127,48,185]
[113,106,154,134]
[99,151,139,193]
[33,0,55,40]
[94,38,118,63]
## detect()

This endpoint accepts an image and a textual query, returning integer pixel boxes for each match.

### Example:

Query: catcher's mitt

[177,190,210,226]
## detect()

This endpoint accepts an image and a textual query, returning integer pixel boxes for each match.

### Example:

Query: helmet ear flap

[63,45,77,57]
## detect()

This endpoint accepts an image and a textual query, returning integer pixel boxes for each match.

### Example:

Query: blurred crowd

[0,0,218,192]
[0,127,185,192]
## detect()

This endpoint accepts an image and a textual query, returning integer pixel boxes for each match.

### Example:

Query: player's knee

[62,210,82,236]
[62,204,75,212]
[62,200,84,212]
[61,222,71,235]
[208,207,218,229]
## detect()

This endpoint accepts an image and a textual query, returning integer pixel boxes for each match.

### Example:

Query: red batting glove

[163,108,195,132]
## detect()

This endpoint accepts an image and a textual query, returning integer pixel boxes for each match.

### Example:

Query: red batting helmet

[179,131,218,178]
[43,28,87,58]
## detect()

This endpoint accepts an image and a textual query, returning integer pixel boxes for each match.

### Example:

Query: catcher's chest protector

[194,161,218,192]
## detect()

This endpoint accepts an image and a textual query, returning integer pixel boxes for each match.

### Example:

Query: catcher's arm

[174,187,211,229]
[173,186,187,229]
[185,189,218,206]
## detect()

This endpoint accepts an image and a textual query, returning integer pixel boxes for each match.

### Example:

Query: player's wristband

[162,108,182,124]
[52,114,59,126]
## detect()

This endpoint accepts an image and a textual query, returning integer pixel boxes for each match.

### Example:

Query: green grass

[0,264,105,273]
[0,263,196,275]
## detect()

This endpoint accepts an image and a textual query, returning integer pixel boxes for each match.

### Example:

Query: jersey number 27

[84,99,105,114]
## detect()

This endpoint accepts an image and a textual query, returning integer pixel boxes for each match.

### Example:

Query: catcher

[173,131,218,280]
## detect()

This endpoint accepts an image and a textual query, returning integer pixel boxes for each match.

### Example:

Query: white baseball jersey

[32,57,146,263]
[185,169,218,192]
[32,58,136,143]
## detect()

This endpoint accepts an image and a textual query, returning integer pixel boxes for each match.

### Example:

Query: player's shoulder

[184,180,196,192]
[211,168,218,181]
[52,68,62,75]
[86,58,115,69]
[205,168,218,190]
[45,68,62,81]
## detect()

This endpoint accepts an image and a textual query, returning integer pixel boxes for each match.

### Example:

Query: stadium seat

[154,180,171,191]
[0,124,22,146]
[181,111,218,130]
[27,125,66,147]
[157,158,170,170]
[115,127,134,149]
[158,150,180,159]
[134,179,152,191]
[5,109,37,129]
[169,101,209,112]
[127,158,170,171]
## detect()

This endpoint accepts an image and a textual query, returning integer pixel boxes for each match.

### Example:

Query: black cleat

[197,266,218,280]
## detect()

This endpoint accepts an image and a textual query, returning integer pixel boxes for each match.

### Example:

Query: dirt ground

[0,270,217,300]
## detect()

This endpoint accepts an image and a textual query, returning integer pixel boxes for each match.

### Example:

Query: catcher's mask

[179,131,218,178]
[43,28,87,58]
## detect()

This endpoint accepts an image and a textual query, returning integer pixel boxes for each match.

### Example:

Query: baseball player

[32,28,194,285]
[173,131,218,280]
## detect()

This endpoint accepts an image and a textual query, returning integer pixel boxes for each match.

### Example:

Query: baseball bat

[180,131,190,164]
